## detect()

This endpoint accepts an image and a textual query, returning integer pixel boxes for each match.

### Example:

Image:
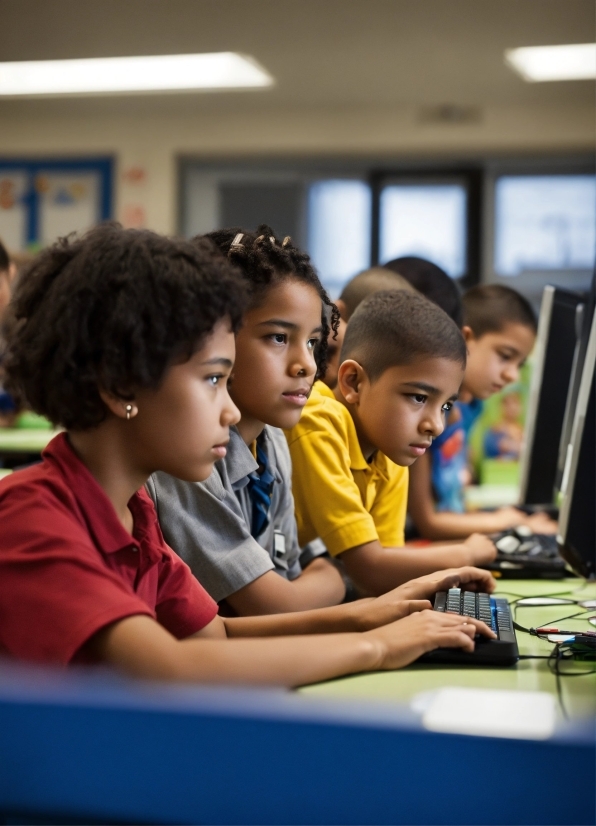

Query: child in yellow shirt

[287,289,496,596]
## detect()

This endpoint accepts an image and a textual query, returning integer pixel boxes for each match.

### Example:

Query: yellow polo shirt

[285,382,408,556]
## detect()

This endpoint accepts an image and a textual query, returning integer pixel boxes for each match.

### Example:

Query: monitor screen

[557,309,596,579]
[555,272,596,495]
[518,287,582,506]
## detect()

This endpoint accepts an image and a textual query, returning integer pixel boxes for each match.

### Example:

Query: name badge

[273,530,288,570]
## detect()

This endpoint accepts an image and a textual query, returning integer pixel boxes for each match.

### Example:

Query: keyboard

[485,527,567,579]
[417,588,519,666]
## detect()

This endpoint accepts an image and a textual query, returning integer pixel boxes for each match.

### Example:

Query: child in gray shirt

[148,226,346,614]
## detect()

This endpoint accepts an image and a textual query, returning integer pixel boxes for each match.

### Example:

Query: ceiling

[0,0,594,118]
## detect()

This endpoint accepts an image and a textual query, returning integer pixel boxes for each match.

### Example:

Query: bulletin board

[0,158,113,252]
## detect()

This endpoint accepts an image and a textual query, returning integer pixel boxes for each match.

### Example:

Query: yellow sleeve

[288,428,379,557]
[369,464,409,548]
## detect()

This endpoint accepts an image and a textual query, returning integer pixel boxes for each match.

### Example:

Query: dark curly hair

[3,223,247,430]
[201,225,339,378]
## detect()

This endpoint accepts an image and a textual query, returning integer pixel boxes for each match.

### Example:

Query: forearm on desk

[341,540,470,596]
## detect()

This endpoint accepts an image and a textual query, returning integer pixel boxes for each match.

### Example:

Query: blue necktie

[246,439,275,538]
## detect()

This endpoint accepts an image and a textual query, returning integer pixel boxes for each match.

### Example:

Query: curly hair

[3,223,247,430]
[201,225,339,378]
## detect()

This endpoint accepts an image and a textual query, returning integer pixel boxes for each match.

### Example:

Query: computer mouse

[495,534,520,554]
[513,525,533,539]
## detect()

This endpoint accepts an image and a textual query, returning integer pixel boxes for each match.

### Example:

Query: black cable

[518,654,550,659]
[550,646,569,721]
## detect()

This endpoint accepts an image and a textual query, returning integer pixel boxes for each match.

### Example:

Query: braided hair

[201,225,339,378]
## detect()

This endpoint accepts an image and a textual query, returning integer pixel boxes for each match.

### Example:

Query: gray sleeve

[267,427,303,581]
[147,471,275,603]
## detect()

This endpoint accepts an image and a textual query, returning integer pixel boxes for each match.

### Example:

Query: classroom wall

[0,100,592,236]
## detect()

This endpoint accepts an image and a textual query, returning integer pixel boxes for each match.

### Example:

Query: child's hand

[462,533,497,564]
[382,566,497,603]
[352,598,432,631]
[365,610,497,671]
[523,511,558,535]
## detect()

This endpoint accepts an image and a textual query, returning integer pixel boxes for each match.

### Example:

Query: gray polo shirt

[146,426,304,603]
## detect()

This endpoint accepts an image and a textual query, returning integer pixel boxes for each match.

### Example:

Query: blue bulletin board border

[0,156,114,247]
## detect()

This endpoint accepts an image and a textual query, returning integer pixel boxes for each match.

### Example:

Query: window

[379,183,468,277]
[494,175,596,276]
[308,180,371,297]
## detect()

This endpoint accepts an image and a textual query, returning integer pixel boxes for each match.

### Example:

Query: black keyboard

[486,527,567,579]
[417,588,519,666]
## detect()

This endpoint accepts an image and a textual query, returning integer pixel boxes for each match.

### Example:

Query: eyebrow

[257,319,323,334]
[400,381,459,401]
[200,357,234,368]
[401,381,441,395]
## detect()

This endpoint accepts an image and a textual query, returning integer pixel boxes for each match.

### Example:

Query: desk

[0,428,58,454]
[301,579,596,722]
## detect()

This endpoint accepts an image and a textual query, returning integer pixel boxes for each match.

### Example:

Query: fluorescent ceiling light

[0,52,274,97]
[505,43,596,82]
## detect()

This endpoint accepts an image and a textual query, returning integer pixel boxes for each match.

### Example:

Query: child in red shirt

[0,224,495,685]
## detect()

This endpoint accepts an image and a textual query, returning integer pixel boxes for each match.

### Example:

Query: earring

[125,404,133,420]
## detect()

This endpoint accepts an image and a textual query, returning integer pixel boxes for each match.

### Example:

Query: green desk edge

[300,578,596,722]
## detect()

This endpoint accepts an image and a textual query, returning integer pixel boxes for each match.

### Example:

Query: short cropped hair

[383,256,463,327]
[204,224,338,379]
[341,290,466,382]
[339,267,415,320]
[462,284,537,337]
[3,223,247,430]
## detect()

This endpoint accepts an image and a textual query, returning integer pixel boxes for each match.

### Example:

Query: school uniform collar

[42,432,156,555]
[223,425,285,492]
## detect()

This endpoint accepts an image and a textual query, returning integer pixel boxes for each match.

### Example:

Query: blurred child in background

[408,284,556,539]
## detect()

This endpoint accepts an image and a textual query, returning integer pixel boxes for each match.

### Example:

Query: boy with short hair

[407,284,556,539]
[287,290,496,597]
[322,267,414,391]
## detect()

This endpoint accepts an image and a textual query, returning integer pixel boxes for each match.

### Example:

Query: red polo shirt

[0,433,218,664]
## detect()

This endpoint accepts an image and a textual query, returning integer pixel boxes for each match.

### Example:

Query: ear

[98,389,138,420]
[461,325,475,345]
[335,298,349,321]
[337,359,367,405]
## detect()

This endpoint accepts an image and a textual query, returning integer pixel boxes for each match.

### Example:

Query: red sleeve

[155,545,219,639]
[0,482,154,665]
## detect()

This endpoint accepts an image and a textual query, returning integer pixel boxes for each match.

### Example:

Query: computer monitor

[557,308,596,579]
[518,286,583,507]
[555,271,596,498]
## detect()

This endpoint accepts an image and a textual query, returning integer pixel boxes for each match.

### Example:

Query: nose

[421,406,446,439]
[502,363,519,384]
[289,343,317,379]
[222,389,241,427]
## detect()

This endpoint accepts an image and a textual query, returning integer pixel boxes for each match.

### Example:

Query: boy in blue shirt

[408,284,557,539]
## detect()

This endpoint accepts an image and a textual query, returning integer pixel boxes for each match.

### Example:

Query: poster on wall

[38,172,100,245]
[0,171,28,251]
[0,159,112,253]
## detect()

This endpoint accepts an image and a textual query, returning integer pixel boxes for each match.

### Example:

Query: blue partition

[0,662,593,825]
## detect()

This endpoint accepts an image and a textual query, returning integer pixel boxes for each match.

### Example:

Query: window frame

[369,167,483,288]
